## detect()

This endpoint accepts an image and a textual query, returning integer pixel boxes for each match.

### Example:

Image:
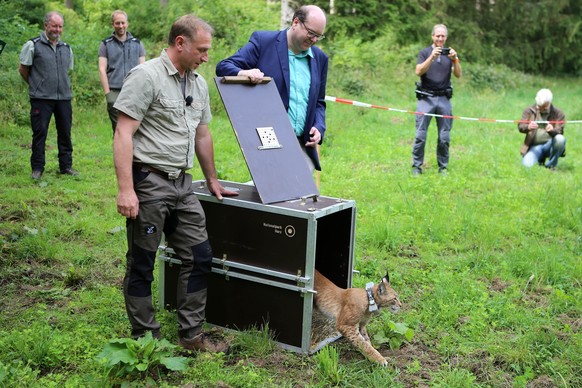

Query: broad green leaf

[160,356,189,371]
[389,337,403,350]
[393,322,409,335]
[404,328,415,341]
[136,362,148,372]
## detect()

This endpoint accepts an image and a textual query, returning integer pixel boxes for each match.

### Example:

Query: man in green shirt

[113,14,237,352]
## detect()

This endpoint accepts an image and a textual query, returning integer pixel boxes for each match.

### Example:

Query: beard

[47,32,61,41]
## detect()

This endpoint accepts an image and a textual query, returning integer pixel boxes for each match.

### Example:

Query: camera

[440,47,450,56]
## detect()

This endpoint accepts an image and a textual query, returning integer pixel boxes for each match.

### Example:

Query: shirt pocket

[185,99,204,125]
[151,97,183,124]
[158,97,182,110]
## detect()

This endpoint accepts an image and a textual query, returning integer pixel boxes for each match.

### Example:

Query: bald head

[288,5,326,54]
[293,5,327,26]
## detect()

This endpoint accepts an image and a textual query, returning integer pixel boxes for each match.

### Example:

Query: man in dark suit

[216,5,328,172]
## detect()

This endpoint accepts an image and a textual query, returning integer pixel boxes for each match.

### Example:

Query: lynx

[313,269,402,366]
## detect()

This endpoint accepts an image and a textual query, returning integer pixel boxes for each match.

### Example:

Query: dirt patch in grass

[226,350,314,387]
[0,209,26,223]
[0,259,71,316]
[383,341,441,387]
[450,349,514,387]
[518,285,552,308]
[557,313,581,333]
[488,276,511,292]
[384,345,520,387]
[396,243,421,259]
[527,375,557,388]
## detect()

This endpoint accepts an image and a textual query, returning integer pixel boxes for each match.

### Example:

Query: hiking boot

[412,167,422,176]
[31,170,43,180]
[439,167,448,175]
[60,168,79,176]
[179,331,229,353]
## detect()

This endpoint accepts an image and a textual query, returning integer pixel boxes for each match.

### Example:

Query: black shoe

[439,167,448,175]
[31,170,43,180]
[412,167,422,176]
[60,168,79,176]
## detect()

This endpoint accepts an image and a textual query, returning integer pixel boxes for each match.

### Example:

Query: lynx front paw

[370,351,388,367]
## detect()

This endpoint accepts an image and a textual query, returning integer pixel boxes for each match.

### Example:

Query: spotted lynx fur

[314,269,402,366]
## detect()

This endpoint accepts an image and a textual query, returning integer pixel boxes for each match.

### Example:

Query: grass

[0,58,580,386]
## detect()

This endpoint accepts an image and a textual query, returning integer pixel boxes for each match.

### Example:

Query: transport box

[158,180,355,353]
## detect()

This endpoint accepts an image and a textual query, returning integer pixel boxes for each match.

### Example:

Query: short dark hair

[293,6,308,23]
[168,14,213,45]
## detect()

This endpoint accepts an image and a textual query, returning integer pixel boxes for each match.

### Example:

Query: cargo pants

[123,166,212,339]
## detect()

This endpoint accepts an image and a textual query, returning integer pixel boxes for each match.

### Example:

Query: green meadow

[0,2,580,387]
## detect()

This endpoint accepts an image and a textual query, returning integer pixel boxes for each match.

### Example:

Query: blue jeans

[522,134,566,168]
[412,96,453,170]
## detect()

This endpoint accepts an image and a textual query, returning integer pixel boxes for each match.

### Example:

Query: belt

[133,163,183,180]
[430,89,449,97]
[418,89,447,97]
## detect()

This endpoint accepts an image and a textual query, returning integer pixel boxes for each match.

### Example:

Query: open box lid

[214,76,319,204]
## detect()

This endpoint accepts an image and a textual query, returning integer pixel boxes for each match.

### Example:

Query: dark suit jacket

[216,30,328,170]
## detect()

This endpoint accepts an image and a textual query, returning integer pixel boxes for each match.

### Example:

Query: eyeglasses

[299,20,325,41]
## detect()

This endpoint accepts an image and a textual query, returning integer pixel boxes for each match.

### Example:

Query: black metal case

[158,180,355,353]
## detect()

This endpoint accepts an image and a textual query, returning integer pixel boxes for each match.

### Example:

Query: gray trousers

[412,95,453,170]
[105,89,121,134]
[123,168,211,339]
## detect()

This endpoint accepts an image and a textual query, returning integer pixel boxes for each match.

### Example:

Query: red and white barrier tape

[325,96,582,124]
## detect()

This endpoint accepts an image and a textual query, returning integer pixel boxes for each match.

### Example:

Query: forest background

[0,0,580,387]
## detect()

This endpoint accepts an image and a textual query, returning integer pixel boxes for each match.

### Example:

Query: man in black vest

[98,10,145,134]
[19,11,77,180]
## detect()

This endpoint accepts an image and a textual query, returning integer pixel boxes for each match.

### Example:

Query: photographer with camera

[518,88,566,170]
[411,24,462,175]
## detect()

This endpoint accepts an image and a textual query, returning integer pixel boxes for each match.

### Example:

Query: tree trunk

[65,0,73,9]
[280,0,293,30]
